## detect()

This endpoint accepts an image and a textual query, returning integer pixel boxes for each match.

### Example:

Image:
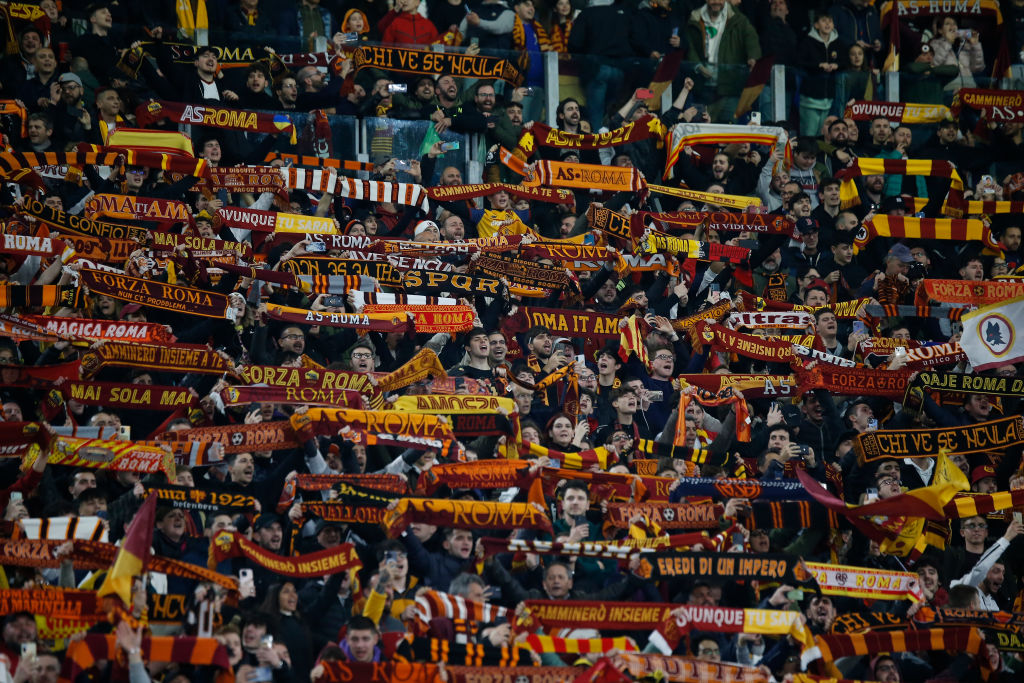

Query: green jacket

[685,4,760,96]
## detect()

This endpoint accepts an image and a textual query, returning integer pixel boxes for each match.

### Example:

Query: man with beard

[491,100,523,149]
[796,389,842,461]
[823,119,857,173]
[450,81,499,134]
[429,74,463,133]
[752,248,796,300]
[677,151,753,194]
[440,213,465,241]
[449,328,495,379]
[400,527,475,592]
[950,517,1023,610]
[855,116,892,157]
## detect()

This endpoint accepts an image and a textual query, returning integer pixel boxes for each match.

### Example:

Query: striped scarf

[639,231,750,265]
[0,285,82,309]
[349,291,455,307]
[520,634,637,654]
[65,634,231,683]
[298,275,379,294]
[836,159,962,209]
[664,123,791,180]
[807,628,985,669]
[511,15,552,53]
[857,215,990,250]
[414,589,509,635]
[338,176,429,212]
[527,160,646,193]
[264,153,373,172]
[411,638,526,666]
[17,516,108,543]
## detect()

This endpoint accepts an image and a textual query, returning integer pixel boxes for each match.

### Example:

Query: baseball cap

[252,513,284,531]
[58,72,83,87]
[970,465,996,485]
[886,243,915,264]
[796,217,819,233]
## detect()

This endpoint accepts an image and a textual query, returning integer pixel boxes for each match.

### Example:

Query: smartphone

[648,391,664,402]
[672,27,679,37]
[251,666,274,682]
[865,487,879,503]
[694,104,707,116]
[749,111,761,125]
[21,642,36,661]
[470,37,479,47]
[260,635,273,649]
[1015,512,1022,524]
[239,569,253,583]
[523,87,534,96]
[894,346,907,358]
[118,425,131,441]
[799,444,810,457]
[384,550,399,563]
[982,174,994,186]
[634,88,654,100]
[439,141,460,152]
[340,32,359,43]
[867,418,878,431]
[957,29,971,39]
[387,83,407,93]
[394,159,413,171]
[306,241,327,253]
[10,491,21,502]
[786,589,804,601]
[852,321,869,336]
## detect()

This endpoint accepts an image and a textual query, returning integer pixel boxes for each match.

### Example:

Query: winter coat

[685,3,760,95]
[929,36,985,91]
[797,28,847,99]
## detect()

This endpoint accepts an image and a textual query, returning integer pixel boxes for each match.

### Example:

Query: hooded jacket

[797,26,847,99]
[684,3,760,95]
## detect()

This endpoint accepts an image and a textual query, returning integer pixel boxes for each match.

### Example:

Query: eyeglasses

[653,355,674,361]
[477,92,496,98]
[351,352,373,360]
[963,522,988,530]
[280,334,303,341]
[877,477,900,487]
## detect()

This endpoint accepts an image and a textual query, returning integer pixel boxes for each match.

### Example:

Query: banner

[634,210,794,236]
[266,303,410,333]
[857,216,989,249]
[306,408,455,440]
[960,295,1024,370]
[605,502,721,530]
[19,197,148,241]
[639,232,750,266]
[35,436,174,478]
[156,421,297,456]
[916,370,1024,396]
[85,194,192,226]
[844,100,951,123]
[423,182,575,205]
[209,530,361,577]
[362,303,476,334]
[402,269,506,299]
[352,45,523,85]
[22,315,177,344]
[79,269,230,319]
[855,415,1024,461]
[517,306,621,340]
[614,654,769,683]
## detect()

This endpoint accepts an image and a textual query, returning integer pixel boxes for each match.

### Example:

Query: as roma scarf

[587,204,633,241]
[418,460,529,495]
[795,468,963,522]
[369,234,523,255]
[697,322,800,363]
[382,498,552,538]
[59,380,195,411]
[391,394,515,415]
[615,653,769,683]
[352,45,523,86]
[836,159,963,209]
[264,152,373,172]
[206,165,285,195]
[855,415,1024,461]
[209,530,361,576]
[402,269,507,299]
[479,533,722,560]
[300,501,387,525]
[792,360,911,399]
[525,160,646,193]
[321,174,430,213]
[156,421,298,455]
[639,231,750,265]
[424,182,574,205]
[66,635,232,683]
[58,234,136,263]
[606,502,720,530]
[369,347,447,394]
[85,194,192,227]
[281,258,402,287]
[293,473,408,494]
[730,311,814,330]
[364,303,476,334]
[221,385,366,410]
[148,484,255,513]
[918,278,1024,306]
[0,421,50,458]
[22,315,176,344]
[307,407,455,440]
[473,252,569,290]
[791,344,860,369]
[805,561,925,602]
[137,100,296,143]
[267,303,409,332]
[236,364,379,396]
[34,435,175,478]
[672,300,734,333]
[857,215,989,249]
[215,206,338,235]
[0,286,82,309]
[18,197,147,241]
[513,306,621,340]
[915,370,1024,396]
[520,634,636,654]
[17,516,107,543]
[740,292,872,319]
[636,210,794,236]
[951,88,1024,121]
[808,628,985,668]
[523,442,616,471]
[79,268,230,319]
[2,232,65,257]
[414,589,509,633]
[410,638,527,667]
[79,342,234,379]
[516,115,667,155]
[0,588,101,621]
[634,552,818,589]
[663,122,791,181]
[845,100,951,123]
[864,303,968,322]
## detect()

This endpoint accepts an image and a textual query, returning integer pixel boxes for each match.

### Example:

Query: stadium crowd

[1,1,1024,683]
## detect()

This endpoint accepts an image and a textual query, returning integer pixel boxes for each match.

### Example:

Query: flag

[618,314,652,373]
[883,7,899,72]
[419,124,441,158]
[734,56,774,120]
[106,128,195,157]
[960,295,1024,371]
[98,492,157,607]
[646,51,686,111]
